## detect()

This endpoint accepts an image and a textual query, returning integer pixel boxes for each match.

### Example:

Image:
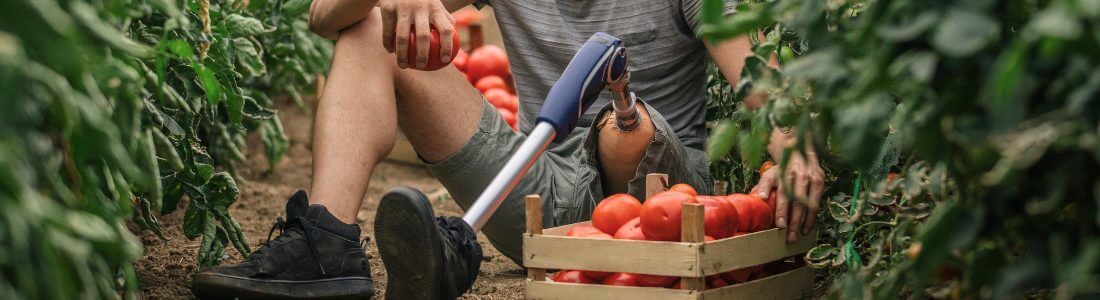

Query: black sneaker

[374,186,482,300]
[190,190,375,300]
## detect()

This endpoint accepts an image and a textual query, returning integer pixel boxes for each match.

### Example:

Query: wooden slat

[542,221,591,236]
[698,229,817,275]
[525,195,546,282]
[526,280,698,300]
[701,266,814,299]
[523,234,701,277]
[680,203,706,291]
[646,173,669,200]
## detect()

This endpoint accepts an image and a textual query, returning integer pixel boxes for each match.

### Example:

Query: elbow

[307,2,333,39]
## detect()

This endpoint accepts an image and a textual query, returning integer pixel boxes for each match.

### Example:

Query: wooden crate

[523,174,815,299]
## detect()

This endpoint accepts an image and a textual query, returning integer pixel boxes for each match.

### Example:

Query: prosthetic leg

[374,33,640,299]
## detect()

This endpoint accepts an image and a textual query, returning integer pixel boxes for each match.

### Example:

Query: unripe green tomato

[780,45,796,63]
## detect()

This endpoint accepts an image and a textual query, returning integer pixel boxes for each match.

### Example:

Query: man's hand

[752,145,824,243]
[379,0,455,69]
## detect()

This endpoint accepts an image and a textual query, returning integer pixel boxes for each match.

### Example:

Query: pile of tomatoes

[453,46,518,130]
[550,183,779,289]
[449,9,519,131]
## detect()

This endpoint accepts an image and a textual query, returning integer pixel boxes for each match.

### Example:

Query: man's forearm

[309,0,380,40]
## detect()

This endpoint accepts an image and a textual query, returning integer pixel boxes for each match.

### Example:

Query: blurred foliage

[703,0,1100,298]
[0,0,327,297]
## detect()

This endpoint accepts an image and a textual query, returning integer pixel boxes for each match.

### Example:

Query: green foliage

[703,0,1100,298]
[0,0,328,297]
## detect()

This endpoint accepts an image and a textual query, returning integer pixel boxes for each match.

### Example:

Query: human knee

[331,8,390,57]
[597,107,656,167]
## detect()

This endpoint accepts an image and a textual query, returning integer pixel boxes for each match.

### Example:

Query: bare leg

[597,106,656,195]
[309,9,482,224]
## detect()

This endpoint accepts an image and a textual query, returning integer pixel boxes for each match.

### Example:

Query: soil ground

[133,100,525,299]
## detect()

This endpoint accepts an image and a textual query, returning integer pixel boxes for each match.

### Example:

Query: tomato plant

[0,0,327,297]
[701,0,1100,297]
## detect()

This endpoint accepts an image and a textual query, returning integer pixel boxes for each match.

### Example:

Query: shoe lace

[257,216,328,275]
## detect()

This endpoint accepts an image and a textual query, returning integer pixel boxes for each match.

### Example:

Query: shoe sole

[190,273,373,300]
[375,187,442,300]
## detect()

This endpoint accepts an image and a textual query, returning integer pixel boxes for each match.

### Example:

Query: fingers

[804,173,823,235]
[393,7,411,68]
[787,203,805,243]
[773,178,789,229]
[413,10,430,69]
[433,11,454,63]
[755,168,777,199]
[381,3,396,53]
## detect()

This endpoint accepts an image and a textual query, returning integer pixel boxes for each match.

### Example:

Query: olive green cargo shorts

[426,100,712,265]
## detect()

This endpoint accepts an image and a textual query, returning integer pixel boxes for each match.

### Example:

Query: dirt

[133,100,526,299]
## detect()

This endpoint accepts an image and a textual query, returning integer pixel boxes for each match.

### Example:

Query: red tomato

[707,276,730,289]
[498,108,517,131]
[759,161,776,174]
[565,225,602,237]
[749,195,774,230]
[668,183,697,196]
[613,217,647,240]
[453,49,468,71]
[483,88,511,108]
[723,194,757,233]
[475,75,509,94]
[551,270,594,284]
[452,9,482,28]
[749,186,779,221]
[466,45,510,82]
[601,273,640,286]
[720,269,751,284]
[695,196,736,238]
[403,25,460,71]
[592,194,642,234]
[887,172,901,184]
[501,94,519,113]
[636,274,677,287]
[639,191,696,241]
[749,267,770,281]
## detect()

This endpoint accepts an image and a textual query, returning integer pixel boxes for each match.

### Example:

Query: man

[191,0,825,298]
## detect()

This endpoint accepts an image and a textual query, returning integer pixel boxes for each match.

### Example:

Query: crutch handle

[535,32,625,142]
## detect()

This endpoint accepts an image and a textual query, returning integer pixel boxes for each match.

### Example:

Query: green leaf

[203,172,239,214]
[262,119,289,170]
[932,10,999,57]
[69,2,152,57]
[162,39,194,60]
[707,121,739,162]
[282,0,311,15]
[243,96,276,119]
[194,163,215,183]
[182,203,206,239]
[833,93,891,172]
[807,244,838,268]
[193,63,224,106]
[698,9,774,41]
[224,14,274,37]
[876,11,939,42]
[828,201,850,222]
[233,38,266,76]
[1029,7,1082,39]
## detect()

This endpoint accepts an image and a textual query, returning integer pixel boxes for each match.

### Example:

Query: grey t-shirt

[477,0,728,150]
